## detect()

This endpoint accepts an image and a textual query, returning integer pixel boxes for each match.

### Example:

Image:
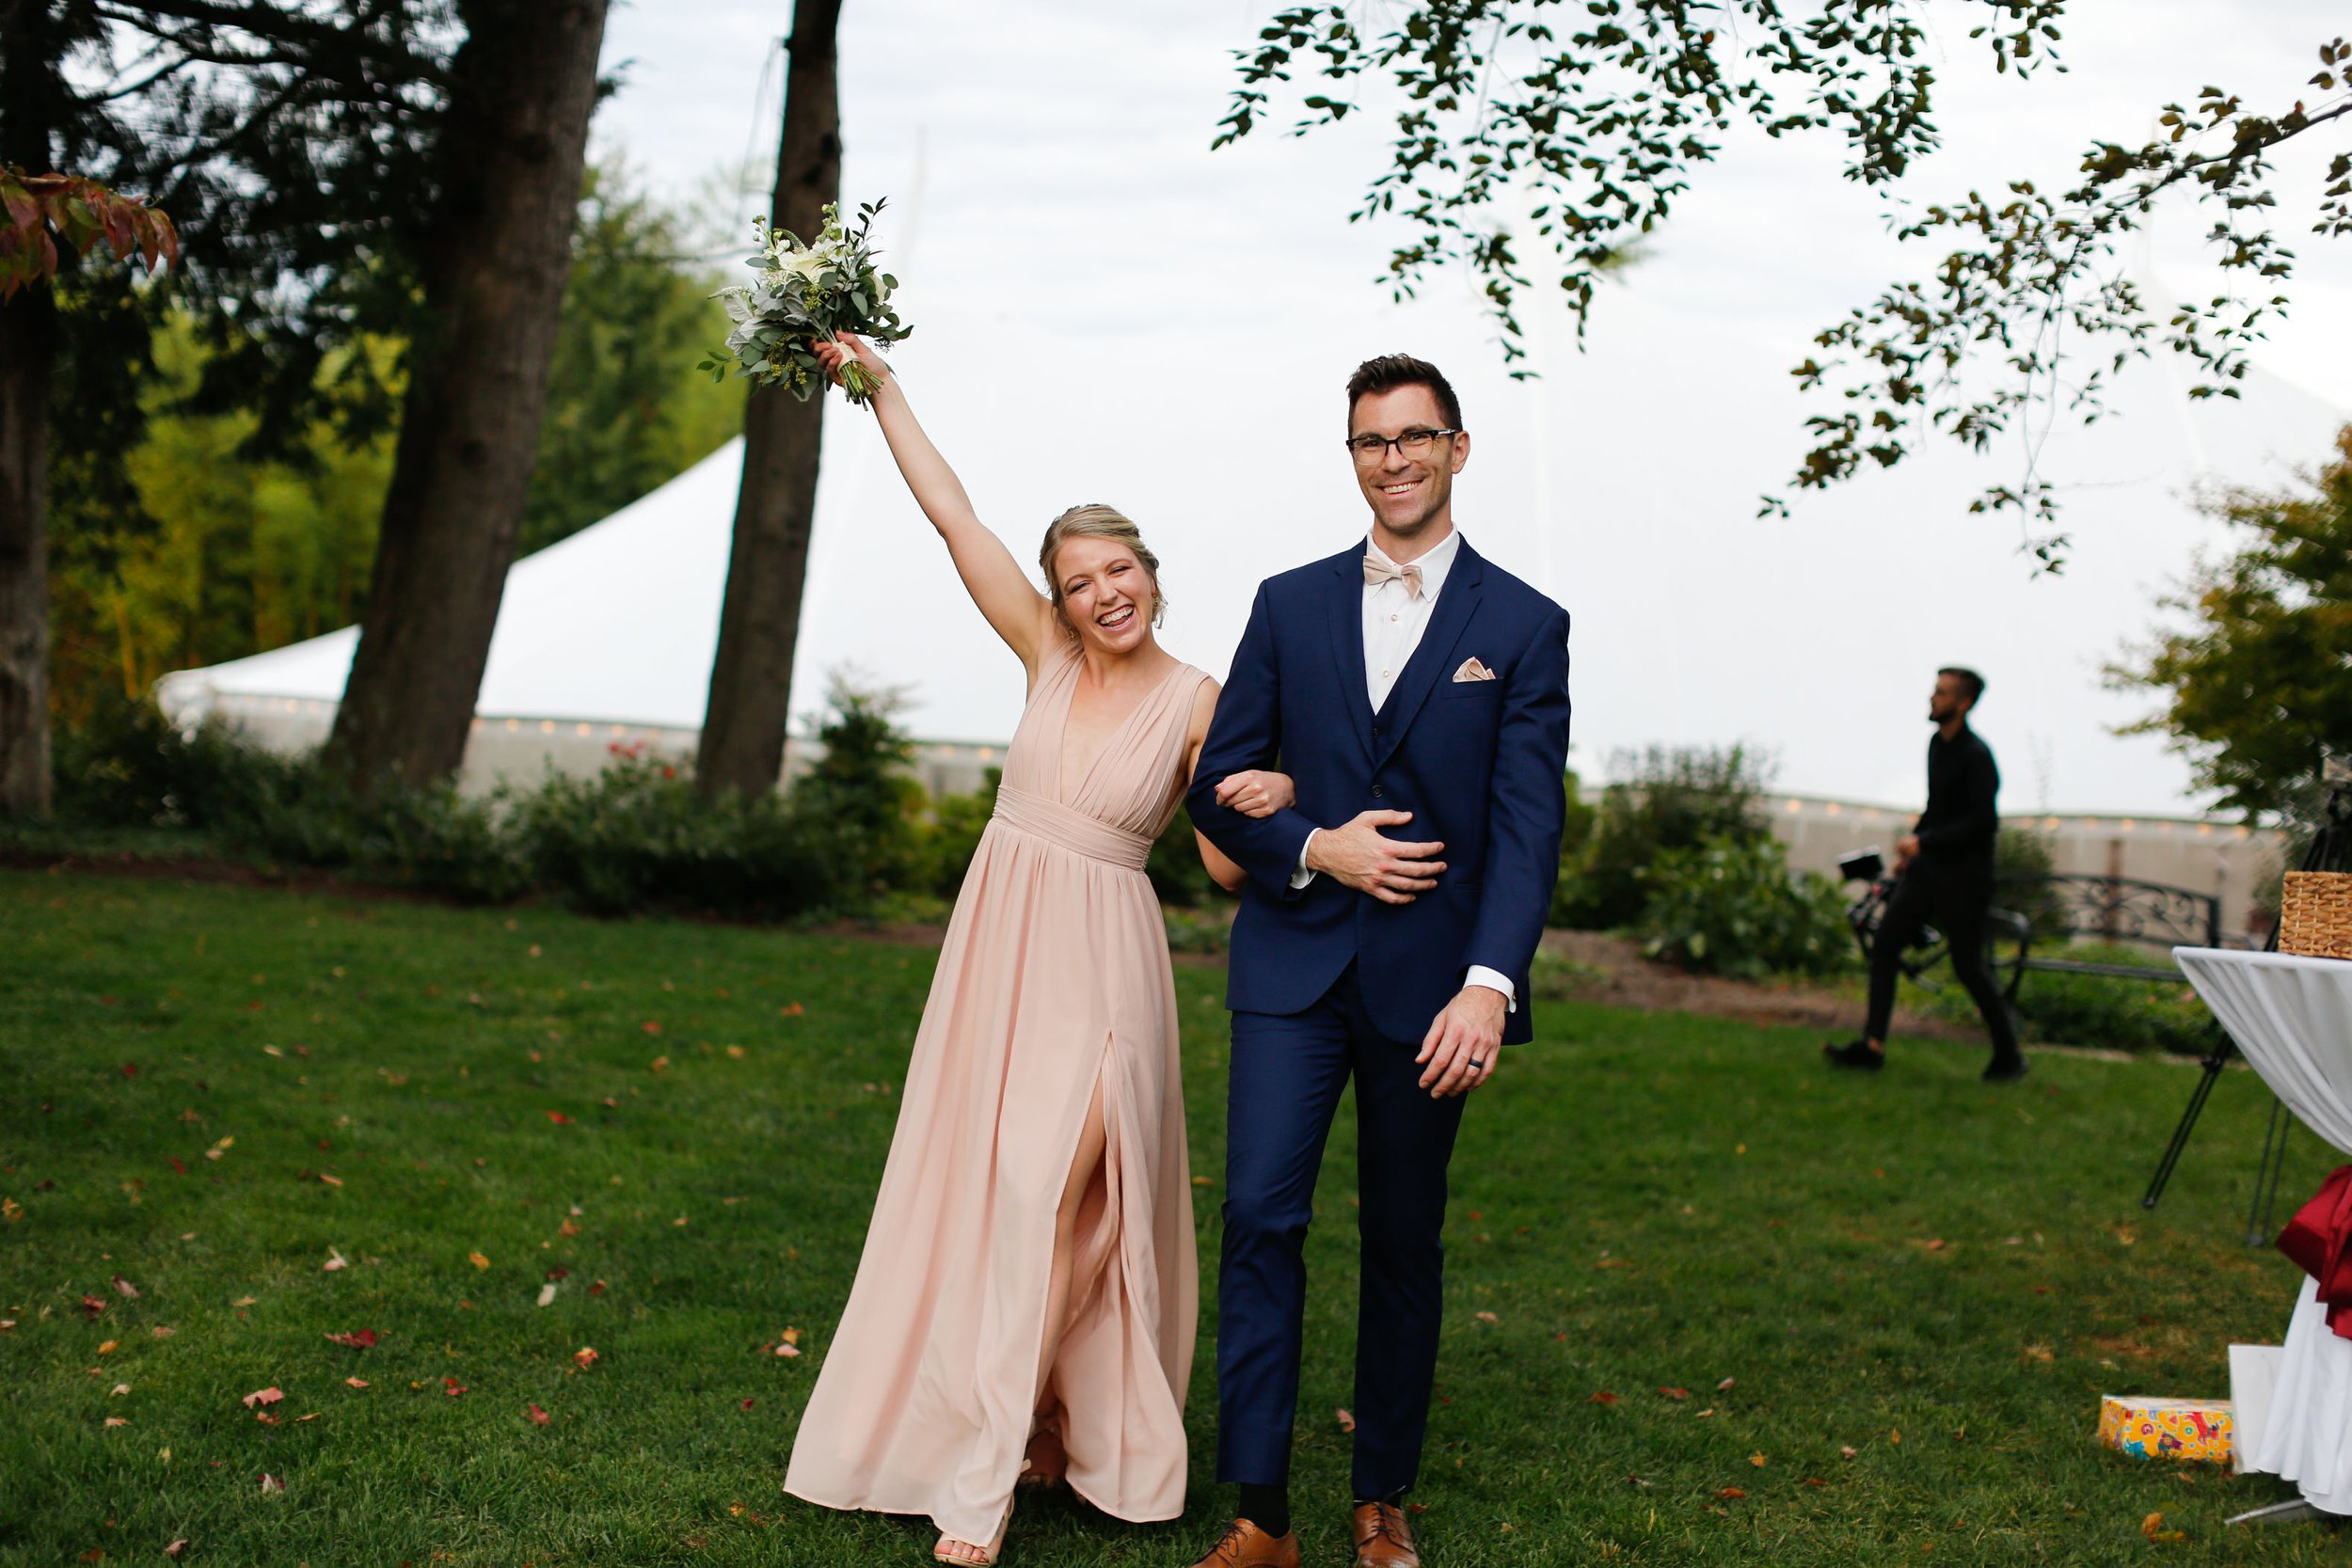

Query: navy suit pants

[1216,964,1467,1497]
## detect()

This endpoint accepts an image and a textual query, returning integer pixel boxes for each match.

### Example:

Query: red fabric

[2278,1163,2352,1339]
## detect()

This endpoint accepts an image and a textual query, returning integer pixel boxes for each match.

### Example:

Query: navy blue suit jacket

[1187,538,1572,1047]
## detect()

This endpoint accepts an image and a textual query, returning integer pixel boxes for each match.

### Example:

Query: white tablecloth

[2174,947,2352,1512]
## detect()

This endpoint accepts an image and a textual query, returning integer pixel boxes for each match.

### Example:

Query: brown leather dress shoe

[1187,1516,1301,1568]
[1351,1500,1422,1568]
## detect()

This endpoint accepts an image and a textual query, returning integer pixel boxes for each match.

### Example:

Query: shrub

[1637,832,1852,980]
[1914,942,2217,1056]
[789,674,926,896]
[1547,769,1600,927]
[1562,744,1775,930]
[919,767,1000,898]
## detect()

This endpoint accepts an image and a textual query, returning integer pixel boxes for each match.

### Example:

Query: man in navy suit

[1182,355,1572,1568]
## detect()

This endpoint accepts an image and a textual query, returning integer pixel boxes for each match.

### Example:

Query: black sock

[1237,1482,1290,1539]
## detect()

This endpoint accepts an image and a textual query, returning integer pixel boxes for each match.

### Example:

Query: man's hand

[1418,986,1505,1097]
[1215,769,1295,819]
[1304,810,1445,905]
[1895,832,1921,871]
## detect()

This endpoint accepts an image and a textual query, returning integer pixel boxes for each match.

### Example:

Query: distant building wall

[1770,793,2284,943]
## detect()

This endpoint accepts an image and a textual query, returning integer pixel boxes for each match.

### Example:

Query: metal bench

[1989,872,2223,997]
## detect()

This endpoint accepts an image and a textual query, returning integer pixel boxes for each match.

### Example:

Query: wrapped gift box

[2099,1394,2233,1463]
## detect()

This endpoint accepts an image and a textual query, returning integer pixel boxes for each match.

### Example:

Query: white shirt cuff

[1289,829,1318,889]
[1465,965,1518,1012]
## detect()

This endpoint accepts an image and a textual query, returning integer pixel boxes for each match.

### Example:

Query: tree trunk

[0,280,56,817]
[696,0,845,800]
[325,0,610,791]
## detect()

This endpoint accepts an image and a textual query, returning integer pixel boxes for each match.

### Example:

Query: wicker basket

[2281,871,2352,959]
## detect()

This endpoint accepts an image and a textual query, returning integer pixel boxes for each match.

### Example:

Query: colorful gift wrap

[2098,1395,2234,1463]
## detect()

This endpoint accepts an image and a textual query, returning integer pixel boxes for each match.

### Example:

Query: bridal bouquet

[699,198,910,404]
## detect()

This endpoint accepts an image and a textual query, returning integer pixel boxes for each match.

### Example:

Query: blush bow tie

[1362,556,1424,597]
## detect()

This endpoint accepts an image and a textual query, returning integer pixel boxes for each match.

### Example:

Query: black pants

[1865,863,2021,1056]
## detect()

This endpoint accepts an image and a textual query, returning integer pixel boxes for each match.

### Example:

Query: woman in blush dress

[782,335,1291,1564]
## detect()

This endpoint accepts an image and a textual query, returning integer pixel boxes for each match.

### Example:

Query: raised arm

[817,336,1056,674]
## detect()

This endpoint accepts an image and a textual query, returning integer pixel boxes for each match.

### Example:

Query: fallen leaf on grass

[545,1112,572,1125]
[98,1339,118,1354]
[443,1377,468,1397]
[151,1325,172,1339]
[1334,1406,1357,1432]
[1716,1487,1746,1500]
[324,1330,376,1349]
[774,1342,801,1358]
[1889,1428,1901,1445]
[165,1541,188,1559]
[322,1251,347,1272]
[2141,1511,2184,1543]
[574,1347,598,1370]
[528,1403,550,1426]
[1802,1477,1828,1487]
[1588,1390,1619,1405]
[0,1319,13,1331]
[110,1383,129,1396]
[558,1218,581,1237]
[80,1295,106,1319]
[1191,1176,1214,1187]
[1624,1474,1652,1489]
[1840,1446,1858,1459]
[741,1398,755,1411]
[345,1378,369,1389]
[468,1252,490,1271]
[294,1413,320,1423]
[1694,1409,1715,1418]
[103,1417,129,1429]
[1474,1311,1499,1324]
[537,1283,559,1307]
[240,1387,282,1409]
[259,1474,283,1495]
[112,1275,139,1298]
[231,1296,257,1307]
[1717,1377,1736,1390]
[1658,1386,1690,1401]
[589,1280,607,1296]
[1749,1452,1768,1467]
[318,1174,342,1187]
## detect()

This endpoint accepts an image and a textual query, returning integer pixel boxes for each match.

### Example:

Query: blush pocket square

[1453,657,1497,683]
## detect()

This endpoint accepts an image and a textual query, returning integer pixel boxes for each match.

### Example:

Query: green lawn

[0,872,2342,1567]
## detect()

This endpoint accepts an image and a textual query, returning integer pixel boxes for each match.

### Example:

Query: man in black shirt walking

[1826,667,2028,1082]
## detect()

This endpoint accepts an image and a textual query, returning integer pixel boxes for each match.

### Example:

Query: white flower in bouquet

[698,199,909,404]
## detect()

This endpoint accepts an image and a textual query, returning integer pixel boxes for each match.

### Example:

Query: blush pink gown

[784,642,1205,1545]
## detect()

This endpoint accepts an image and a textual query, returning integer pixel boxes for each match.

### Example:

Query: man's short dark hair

[1346,354,1463,432]
[1939,666,1986,707]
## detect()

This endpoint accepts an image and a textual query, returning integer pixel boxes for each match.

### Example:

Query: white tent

[156,281,2347,814]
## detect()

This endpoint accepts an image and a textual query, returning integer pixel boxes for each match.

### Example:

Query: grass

[0,871,2342,1567]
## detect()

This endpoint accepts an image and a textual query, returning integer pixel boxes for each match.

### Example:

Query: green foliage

[1993,825,2071,941]
[1636,832,1854,981]
[1546,768,1599,927]
[1218,8,2349,546]
[1148,809,1224,910]
[1914,943,2217,1056]
[520,166,747,557]
[789,674,926,898]
[1558,745,1773,930]
[45,161,745,724]
[2109,425,2352,818]
[919,766,1001,899]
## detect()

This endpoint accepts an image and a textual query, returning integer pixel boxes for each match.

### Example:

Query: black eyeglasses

[1345,427,1461,465]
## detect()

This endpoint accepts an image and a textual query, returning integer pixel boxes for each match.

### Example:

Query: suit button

[1371,725,1381,737]
[1371,785,1385,800]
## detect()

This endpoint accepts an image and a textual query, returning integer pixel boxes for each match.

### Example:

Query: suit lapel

[1327,544,1375,761]
[1373,539,1486,768]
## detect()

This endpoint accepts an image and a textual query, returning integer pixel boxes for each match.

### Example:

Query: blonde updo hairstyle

[1039,503,1168,638]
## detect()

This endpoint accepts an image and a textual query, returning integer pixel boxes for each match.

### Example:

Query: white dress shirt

[1294,529,1516,1009]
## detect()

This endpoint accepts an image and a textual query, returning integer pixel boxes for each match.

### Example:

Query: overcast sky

[580,1,2352,816]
